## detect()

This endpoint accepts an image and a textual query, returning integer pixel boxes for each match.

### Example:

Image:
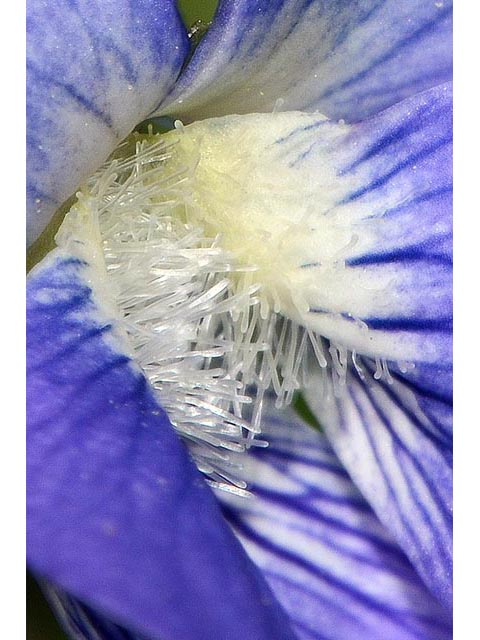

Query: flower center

[54,116,389,491]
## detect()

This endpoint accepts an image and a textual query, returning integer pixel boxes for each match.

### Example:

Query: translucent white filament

[55,125,391,490]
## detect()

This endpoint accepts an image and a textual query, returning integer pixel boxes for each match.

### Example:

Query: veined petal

[276,82,451,606]
[218,401,452,640]
[27,0,189,245]
[299,82,452,368]
[158,0,452,123]
[299,84,453,607]
[27,253,298,640]
[303,358,452,610]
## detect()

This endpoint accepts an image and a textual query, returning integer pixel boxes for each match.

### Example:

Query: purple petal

[304,358,452,610]
[295,84,452,608]
[27,252,298,640]
[217,401,452,640]
[300,82,452,369]
[158,0,452,123]
[27,0,189,245]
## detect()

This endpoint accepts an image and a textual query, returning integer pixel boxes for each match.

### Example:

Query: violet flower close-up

[26,1,453,639]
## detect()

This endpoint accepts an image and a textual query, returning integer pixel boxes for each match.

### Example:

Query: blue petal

[300,82,452,368]
[158,0,452,123]
[293,85,452,608]
[27,252,298,640]
[304,358,452,610]
[27,0,189,245]
[217,401,452,640]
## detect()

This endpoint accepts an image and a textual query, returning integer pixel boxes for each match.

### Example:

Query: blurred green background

[26,1,217,638]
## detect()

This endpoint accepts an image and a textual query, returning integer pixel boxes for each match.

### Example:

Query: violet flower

[27,1,452,639]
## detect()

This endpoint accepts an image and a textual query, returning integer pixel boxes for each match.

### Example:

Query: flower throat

[55,122,378,493]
